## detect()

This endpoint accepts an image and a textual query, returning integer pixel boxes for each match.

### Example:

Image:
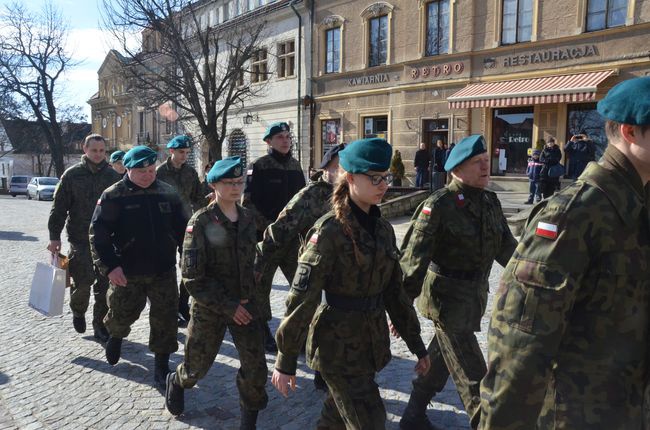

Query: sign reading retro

[410,61,465,80]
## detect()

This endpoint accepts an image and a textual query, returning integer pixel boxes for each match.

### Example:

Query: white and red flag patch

[535,221,558,240]
[309,233,319,244]
[421,206,432,216]
[186,225,193,234]
[96,198,102,205]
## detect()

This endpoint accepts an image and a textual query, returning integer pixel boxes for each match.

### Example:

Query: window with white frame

[251,49,268,83]
[368,15,388,67]
[502,0,532,44]
[426,0,449,56]
[325,27,341,73]
[586,0,627,31]
[277,40,296,78]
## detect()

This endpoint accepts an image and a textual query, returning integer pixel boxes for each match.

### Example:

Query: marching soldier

[90,146,187,386]
[48,133,120,342]
[399,135,517,430]
[271,138,430,429]
[165,157,267,429]
[109,150,126,175]
[478,78,650,429]
[243,122,306,352]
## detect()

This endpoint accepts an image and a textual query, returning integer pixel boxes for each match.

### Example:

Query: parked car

[27,177,59,201]
[9,175,32,197]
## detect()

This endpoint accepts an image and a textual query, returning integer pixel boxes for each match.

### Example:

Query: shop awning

[447,70,615,109]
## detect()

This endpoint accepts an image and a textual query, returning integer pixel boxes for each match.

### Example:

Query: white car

[27,177,59,201]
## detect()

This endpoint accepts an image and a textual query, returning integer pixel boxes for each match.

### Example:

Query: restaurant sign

[485,45,599,69]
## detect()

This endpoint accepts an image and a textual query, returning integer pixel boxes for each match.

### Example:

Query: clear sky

[1,0,118,122]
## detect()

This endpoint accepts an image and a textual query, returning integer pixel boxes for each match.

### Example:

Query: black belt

[428,262,487,282]
[322,291,384,312]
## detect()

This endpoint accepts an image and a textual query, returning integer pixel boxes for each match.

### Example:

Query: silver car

[27,177,59,201]
[9,175,31,197]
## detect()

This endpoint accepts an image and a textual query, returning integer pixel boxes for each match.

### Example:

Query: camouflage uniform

[400,179,516,428]
[156,157,207,219]
[48,155,120,323]
[275,208,427,429]
[89,177,187,353]
[172,203,268,411]
[478,146,650,430]
[255,177,334,320]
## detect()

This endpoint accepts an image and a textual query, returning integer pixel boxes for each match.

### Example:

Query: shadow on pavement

[0,372,9,385]
[0,231,39,242]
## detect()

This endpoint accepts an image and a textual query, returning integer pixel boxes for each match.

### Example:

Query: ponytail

[331,168,363,265]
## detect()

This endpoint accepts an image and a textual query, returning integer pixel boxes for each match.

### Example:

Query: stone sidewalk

[0,195,503,429]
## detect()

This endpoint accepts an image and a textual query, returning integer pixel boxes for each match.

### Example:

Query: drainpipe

[290,0,302,165]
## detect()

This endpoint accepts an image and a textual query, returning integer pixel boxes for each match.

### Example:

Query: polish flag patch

[96,198,102,205]
[421,206,432,216]
[455,193,465,208]
[309,233,319,244]
[535,221,558,240]
[186,225,193,234]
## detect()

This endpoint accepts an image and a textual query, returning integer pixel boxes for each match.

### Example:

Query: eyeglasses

[360,173,393,186]
[220,180,245,187]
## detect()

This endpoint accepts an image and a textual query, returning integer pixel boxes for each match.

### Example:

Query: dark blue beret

[123,146,158,169]
[597,77,650,125]
[319,143,345,169]
[109,150,125,163]
[166,135,192,149]
[263,122,290,141]
[339,138,392,173]
[206,156,244,183]
[444,135,487,172]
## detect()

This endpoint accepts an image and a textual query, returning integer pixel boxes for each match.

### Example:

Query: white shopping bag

[28,256,66,317]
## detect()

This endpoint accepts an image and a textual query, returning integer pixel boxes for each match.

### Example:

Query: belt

[322,291,384,312]
[428,262,487,282]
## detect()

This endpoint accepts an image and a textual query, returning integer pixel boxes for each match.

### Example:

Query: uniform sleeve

[493,196,518,267]
[242,163,271,235]
[275,225,334,375]
[400,200,440,301]
[171,194,189,246]
[89,193,121,275]
[48,176,71,241]
[478,204,591,429]
[190,171,208,211]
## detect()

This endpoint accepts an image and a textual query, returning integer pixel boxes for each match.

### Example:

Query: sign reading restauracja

[499,45,599,67]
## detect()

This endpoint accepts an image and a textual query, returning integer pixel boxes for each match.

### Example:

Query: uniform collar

[349,198,380,237]
[208,201,251,230]
[165,157,184,171]
[269,148,292,163]
[81,155,108,173]
[123,176,157,191]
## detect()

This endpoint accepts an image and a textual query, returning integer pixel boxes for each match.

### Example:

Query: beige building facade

[312,0,650,177]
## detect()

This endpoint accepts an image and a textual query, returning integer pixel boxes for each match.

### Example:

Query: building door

[422,119,449,153]
[492,107,534,175]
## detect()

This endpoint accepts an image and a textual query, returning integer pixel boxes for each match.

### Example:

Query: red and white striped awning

[448,70,614,109]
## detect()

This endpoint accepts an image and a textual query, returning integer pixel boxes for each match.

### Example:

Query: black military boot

[73,315,86,333]
[313,371,327,391]
[92,321,109,343]
[263,322,277,353]
[400,390,440,430]
[154,353,171,387]
[240,406,259,430]
[105,336,122,365]
[165,372,185,416]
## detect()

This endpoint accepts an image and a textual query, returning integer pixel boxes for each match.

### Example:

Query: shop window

[425,0,449,56]
[228,129,248,167]
[277,40,295,78]
[501,0,532,45]
[251,49,268,83]
[368,15,388,67]
[321,119,341,158]
[492,107,534,174]
[363,116,388,139]
[566,103,606,160]
[586,0,627,31]
[325,27,341,74]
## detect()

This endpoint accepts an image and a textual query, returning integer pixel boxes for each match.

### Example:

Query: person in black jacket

[431,139,447,190]
[90,146,187,387]
[564,131,596,179]
[243,122,306,352]
[540,138,563,198]
[414,143,429,188]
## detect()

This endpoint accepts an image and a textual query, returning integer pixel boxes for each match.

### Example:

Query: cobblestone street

[0,195,503,430]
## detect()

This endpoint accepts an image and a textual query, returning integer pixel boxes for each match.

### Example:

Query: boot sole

[165,373,184,416]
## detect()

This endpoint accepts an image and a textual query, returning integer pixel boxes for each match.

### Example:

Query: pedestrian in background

[478,77,650,430]
[399,135,517,430]
[48,134,121,342]
[414,142,429,188]
[243,122,306,353]
[565,130,596,179]
[525,149,543,204]
[109,150,126,175]
[540,138,562,198]
[90,146,187,386]
[431,139,447,191]
[271,138,430,429]
[165,157,267,429]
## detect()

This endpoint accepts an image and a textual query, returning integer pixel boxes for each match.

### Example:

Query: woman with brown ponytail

[271,138,431,429]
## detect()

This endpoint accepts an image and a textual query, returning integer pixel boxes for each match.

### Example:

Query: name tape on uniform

[535,221,558,240]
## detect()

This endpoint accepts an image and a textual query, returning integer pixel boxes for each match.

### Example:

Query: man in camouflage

[400,135,517,430]
[48,134,121,341]
[90,146,187,386]
[156,135,207,324]
[477,78,650,430]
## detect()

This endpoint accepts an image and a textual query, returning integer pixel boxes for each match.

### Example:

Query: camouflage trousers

[68,242,108,324]
[412,326,486,429]
[258,256,298,321]
[175,303,268,411]
[317,372,386,430]
[104,270,178,354]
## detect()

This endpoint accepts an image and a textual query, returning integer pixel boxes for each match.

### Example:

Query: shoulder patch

[96,198,102,205]
[309,233,319,244]
[186,225,193,234]
[535,221,558,240]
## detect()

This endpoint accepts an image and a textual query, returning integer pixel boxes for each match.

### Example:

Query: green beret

[123,146,158,169]
[339,138,392,173]
[109,150,125,163]
[166,135,192,149]
[597,77,650,125]
[444,135,487,172]
[206,156,243,183]
[263,122,290,141]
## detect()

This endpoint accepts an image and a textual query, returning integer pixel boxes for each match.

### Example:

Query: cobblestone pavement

[0,195,503,430]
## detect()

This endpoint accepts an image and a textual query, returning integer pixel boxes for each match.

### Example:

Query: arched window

[228,129,248,167]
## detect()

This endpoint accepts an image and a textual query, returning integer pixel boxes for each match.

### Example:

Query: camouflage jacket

[242,150,305,236]
[181,203,258,319]
[400,179,517,332]
[275,210,427,376]
[48,155,121,246]
[255,178,334,274]
[156,157,206,220]
[90,177,187,277]
[478,146,650,430]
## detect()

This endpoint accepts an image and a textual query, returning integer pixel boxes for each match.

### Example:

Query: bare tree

[102,0,269,161]
[0,1,81,177]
